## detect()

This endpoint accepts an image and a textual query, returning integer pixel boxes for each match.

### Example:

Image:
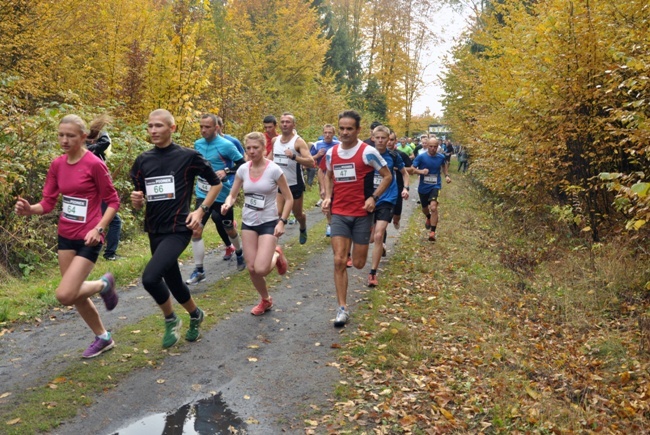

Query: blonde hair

[149,109,176,126]
[244,131,266,148]
[59,115,88,135]
[373,125,390,136]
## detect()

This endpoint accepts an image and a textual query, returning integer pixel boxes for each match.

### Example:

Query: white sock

[192,238,205,266]
[229,234,242,251]
[98,331,110,340]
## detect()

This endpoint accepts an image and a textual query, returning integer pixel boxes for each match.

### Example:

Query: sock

[192,238,205,267]
[165,312,177,322]
[196,265,204,272]
[370,269,377,275]
[300,227,306,233]
[98,331,110,340]
[426,214,431,219]
[100,277,109,293]
[190,308,201,319]
[229,233,242,251]
[236,249,243,257]
[431,225,437,232]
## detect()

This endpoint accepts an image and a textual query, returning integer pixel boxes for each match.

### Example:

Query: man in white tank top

[271,112,315,244]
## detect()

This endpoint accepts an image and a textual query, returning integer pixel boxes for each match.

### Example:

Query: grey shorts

[330,214,374,245]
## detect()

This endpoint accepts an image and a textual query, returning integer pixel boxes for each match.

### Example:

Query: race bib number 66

[145,176,176,201]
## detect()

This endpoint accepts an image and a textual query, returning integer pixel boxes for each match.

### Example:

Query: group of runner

[14,108,452,358]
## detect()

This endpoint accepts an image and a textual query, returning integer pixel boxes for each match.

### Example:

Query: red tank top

[330,142,375,217]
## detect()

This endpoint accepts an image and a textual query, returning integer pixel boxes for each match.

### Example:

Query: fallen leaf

[131,330,141,334]
[248,357,258,362]
[244,395,250,400]
[52,377,67,384]
[0,392,10,399]
[247,344,259,349]
[6,418,21,425]
[331,343,341,349]
[156,379,165,384]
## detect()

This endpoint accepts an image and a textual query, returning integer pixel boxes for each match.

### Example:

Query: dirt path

[1,196,417,434]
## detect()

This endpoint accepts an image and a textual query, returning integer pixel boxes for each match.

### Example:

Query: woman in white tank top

[221,132,293,316]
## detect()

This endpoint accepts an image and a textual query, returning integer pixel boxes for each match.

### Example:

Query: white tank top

[273,134,302,186]
[236,160,284,226]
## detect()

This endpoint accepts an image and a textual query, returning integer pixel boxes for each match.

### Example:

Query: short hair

[281,112,296,124]
[149,109,176,126]
[323,124,335,132]
[59,115,88,135]
[215,116,224,128]
[373,125,390,136]
[338,110,361,128]
[263,115,277,125]
[370,120,382,130]
[244,131,266,148]
[201,114,218,126]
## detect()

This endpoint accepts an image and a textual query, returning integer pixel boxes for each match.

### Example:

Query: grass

[0,185,327,434]
[319,169,650,433]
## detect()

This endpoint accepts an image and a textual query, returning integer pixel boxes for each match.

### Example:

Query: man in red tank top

[321,110,392,327]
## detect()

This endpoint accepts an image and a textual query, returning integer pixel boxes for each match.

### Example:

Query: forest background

[0,0,648,299]
[0,0,445,277]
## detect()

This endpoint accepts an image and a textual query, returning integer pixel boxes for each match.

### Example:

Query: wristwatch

[96,227,104,234]
[290,154,297,161]
[279,218,288,225]
[199,204,210,213]
[372,195,380,202]
[405,186,410,191]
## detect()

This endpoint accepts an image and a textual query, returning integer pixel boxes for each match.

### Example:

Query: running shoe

[185,268,206,285]
[100,272,118,311]
[346,256,353,268]
[425,217,431,230]
[82,334,115,358]
[316,199,323,207]
[393,220,400,230]
[428,230,436,241]
[325,224,331,237]
[104,255,121,261]
[223,245,236,260]
[299,229,308,245]
[367,273,378,287]
[162,317,182,348]
[288,215,296,225]
[382,243,387,257]
[251,297,273,316]
[334,306,349,327]
[275,246,288,275]
[185,308,204,342]
[236,253,246,271]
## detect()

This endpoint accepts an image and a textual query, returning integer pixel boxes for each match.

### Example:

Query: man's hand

[131,191,145,210]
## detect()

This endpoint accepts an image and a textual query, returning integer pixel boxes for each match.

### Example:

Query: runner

[262,115,278,158]
[311,124,340,237]
[387,130,413,229]
[321,110,392,327]
[271,112,314,244]
[221,132,292,316]
[186,114,247,286]
[412,136,451,241]
[14,114,120,358]
[130,109,222,348]
[367,126,409,287]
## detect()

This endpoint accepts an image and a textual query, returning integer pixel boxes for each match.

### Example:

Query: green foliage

[443,0,650,240]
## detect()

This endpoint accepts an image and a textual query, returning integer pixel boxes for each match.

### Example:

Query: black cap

[370,121,382,130]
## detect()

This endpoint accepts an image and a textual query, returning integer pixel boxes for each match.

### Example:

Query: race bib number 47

[333,163,356,182]
[145,176,176,201]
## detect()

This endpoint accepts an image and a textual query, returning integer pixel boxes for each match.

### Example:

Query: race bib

[244,193,265,211]
[145,176,175,202]
[196,176,210,195]
[423,174,438,184]
[333,163,356,182]
[373,174,382,188]
[274,153,289,166]
[62,195,88,223]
